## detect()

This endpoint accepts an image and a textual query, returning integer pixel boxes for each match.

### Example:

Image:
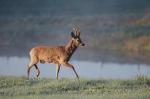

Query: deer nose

[81,43,85,46]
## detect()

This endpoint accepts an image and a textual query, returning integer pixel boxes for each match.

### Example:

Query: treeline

[0,0,149,16]
[0,0,150,62]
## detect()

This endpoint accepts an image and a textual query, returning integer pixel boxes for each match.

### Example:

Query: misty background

[0,0,150,64]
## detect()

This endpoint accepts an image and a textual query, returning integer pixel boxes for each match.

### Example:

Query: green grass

[0,76,150,99]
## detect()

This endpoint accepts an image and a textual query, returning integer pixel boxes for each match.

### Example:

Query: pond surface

[0,57,150,79]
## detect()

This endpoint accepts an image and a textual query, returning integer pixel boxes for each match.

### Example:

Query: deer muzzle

[80,43,85,46]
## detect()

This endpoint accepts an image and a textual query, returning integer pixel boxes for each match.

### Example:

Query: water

[0,56,150,79]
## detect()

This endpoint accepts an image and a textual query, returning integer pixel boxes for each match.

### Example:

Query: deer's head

[71,27,85,47]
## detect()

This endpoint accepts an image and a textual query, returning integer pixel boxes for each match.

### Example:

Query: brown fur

[27,27,85,79]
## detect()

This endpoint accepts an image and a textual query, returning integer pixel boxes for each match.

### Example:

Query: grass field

[0,76,150,99]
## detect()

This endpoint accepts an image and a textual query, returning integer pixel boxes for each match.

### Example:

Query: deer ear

[71,32,76,38]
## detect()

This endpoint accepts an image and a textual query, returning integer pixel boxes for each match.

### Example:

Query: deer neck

[65,39,78,57]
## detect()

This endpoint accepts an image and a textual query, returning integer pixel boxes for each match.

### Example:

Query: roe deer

[27,27,85,79]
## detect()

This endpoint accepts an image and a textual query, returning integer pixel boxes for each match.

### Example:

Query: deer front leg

[63,62,79,79]
[56,64,61,79]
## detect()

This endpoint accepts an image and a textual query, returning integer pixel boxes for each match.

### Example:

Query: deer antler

[73,25,80,36]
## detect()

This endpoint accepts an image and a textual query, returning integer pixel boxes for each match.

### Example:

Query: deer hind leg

[34,64,40,78]
[27,57,39,79]
[63,62,79,79]
[56,64,61,80]
[27,63,33,79]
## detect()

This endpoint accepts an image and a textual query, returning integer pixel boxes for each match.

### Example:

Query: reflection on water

[0,57,150,79]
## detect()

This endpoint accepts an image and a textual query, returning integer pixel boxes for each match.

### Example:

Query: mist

[0,0,150,63]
